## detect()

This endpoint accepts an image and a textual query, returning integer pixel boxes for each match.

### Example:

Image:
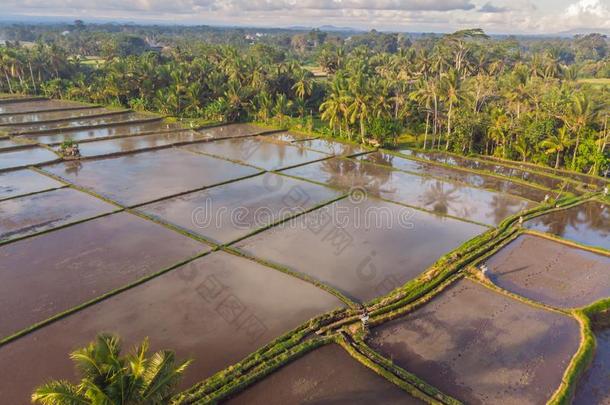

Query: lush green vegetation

[32,334,191,405]
[0,24,608,174]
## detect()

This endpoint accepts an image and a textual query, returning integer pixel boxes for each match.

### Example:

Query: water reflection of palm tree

[421,180,460,216]
[533,202,584,236]
[578,202,610,236]
[319,158,394,198]
[489,194,523,225]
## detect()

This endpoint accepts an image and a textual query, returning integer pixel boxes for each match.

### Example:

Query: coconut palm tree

[540,127,573,169]
[32,334,191,405]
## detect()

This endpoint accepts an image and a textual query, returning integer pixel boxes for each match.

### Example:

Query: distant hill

[286,24,363,32]
[555,28,610,37]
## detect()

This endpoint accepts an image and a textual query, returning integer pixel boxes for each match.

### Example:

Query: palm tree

[540,127,573,169]
[565,92,598,168]
[32,334,191,405]
[441,69,460,150]
[410,79,434,149]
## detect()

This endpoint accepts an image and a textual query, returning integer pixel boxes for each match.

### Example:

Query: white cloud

[1,0,609,34]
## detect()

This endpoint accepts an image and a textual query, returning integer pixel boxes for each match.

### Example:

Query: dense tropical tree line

[0,28,608,175]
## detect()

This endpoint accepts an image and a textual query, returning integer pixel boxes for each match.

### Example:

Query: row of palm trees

[0,31,608,175]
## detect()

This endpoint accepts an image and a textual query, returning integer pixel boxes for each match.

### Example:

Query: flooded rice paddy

[0,147,59,170]
[7,111,150,134]
[197,123,267,138]
[76,130,213,157]
[0,188,117,241]
[0,211,207,339]
[359,152,550,202]
[17,120,183,144]
[283,158,534,225]
[0,107,109,125]
[0,251,343,404]
[525,201,610,249]
[1,97,608,404]
[573,328,610,404]
[43,148,260,206]
[139,173,342,244]
[401,149,579,192]
[485,234,610,308]
[182,137,330,170]
[226,344,423,404]
[234,198,484,302]
[0,99,88,115]
[369,278,581,404]
[0,169,64,200]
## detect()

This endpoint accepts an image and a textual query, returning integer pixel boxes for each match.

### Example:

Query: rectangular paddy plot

[17,121,183,145]
[283,158,533,226]
[0,169,64,200]
[76,130,216,157]
[0,107,108,125]
[140,173,342,244]
[0,211,207,339]
[525,201,609,249]
[369,278,581,404]
[0,251,343,404]
[402,149,575,192]
[5,111,145,134]
[0,99,87,115]
[360,152,549,202]
[0,137,36,151]
[477,155,608,188]
[182,137,330,170]
[0,147,59,170]
[226,343,423,404]
[574,328,610,404]
[43,148,260,206]
[484,234,610,308]
[197,123,267,138]
[234,198,484,302]
[259,132,369,156]
[0,188,116,241]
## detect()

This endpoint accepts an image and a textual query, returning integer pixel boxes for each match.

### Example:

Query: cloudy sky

[2,0,609,34]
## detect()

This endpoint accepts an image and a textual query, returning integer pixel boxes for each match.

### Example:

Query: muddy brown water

[0,251,344,404]
[225,343,423,404]
[17,121,183,145]
[77,130,213,157]
[182,138,330,170]
[0,212,207,339]
[360,152,549,202]
[197,123,267,138]
[368,278,581,405]
[234,198,484,302]
[43,148,261,206]
[402,149,578,192]
[0,188,116,241]
[0,100,86,115]
[6,111,144,134]
[140,173,342,244]
[0,107,107,125]
[0,147,59,170]
[485,234,610,308]
[525,201,610,250]
[282,158,534,226]
[573,328,610,404]
[0,169,64,200]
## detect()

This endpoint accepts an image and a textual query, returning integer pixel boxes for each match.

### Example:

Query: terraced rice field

[0,95,608,405]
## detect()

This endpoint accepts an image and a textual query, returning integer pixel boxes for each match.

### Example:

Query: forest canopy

[0,23,608,176]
